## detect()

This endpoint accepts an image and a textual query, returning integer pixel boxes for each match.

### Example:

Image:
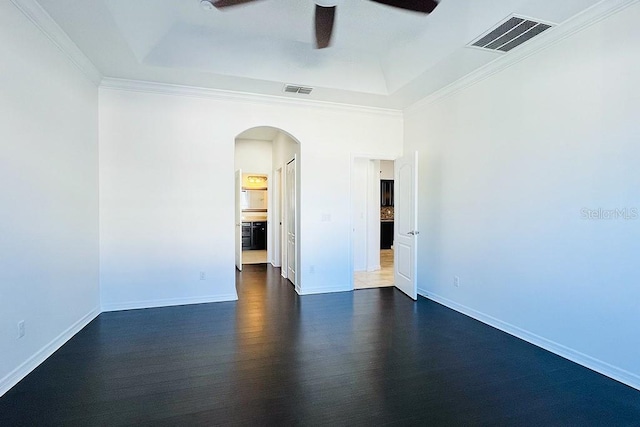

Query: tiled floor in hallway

[354,249,394,289]
[243,249,267,264]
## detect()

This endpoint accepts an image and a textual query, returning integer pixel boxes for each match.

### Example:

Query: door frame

[349,153,398,290]
[282,155,299,289]
[271,167,283,267]
[234,169,243,271]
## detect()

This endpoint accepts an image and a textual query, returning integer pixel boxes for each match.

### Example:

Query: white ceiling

[35,0,604,109]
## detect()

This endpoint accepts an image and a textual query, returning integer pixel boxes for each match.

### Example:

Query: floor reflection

[2,265,637,425]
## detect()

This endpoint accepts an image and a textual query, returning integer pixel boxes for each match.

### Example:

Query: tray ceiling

[34,0,605,108]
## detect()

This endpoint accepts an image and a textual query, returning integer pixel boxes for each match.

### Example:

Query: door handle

[407,230,420,235]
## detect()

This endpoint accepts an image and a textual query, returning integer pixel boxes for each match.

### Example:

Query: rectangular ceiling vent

[469,16,554,53]
[284,84,313,95]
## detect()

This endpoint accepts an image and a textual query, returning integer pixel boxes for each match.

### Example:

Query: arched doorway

[233,126,301,289]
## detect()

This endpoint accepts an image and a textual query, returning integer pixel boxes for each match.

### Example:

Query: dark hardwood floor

[2,264,640,425]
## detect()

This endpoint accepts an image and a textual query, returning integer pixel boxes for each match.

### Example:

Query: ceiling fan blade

[368,0,439,14]
[315,5,336,49]
[212,0,263,9]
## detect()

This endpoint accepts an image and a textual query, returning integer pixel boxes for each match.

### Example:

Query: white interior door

[235,169,243,271]
[394,152,418,300]
[286,158,296,285]
[273,168,282,267]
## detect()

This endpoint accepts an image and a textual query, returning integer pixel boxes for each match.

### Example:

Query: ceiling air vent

[284,84,313,95]
[469,16,554,53]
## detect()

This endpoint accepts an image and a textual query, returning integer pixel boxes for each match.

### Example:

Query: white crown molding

[99,78,403,117]
[405,0,640,116]
[10,0,102,86]
[10,0,637,114]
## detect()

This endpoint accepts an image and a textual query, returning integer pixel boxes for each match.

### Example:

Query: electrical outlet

[17,321,25,339]
[454,276,460,288]
[199,272,206,281]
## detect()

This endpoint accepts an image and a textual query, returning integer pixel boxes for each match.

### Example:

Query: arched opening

[233,126,301,290]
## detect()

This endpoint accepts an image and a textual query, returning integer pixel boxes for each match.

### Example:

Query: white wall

[379,160,394,180]
[272,131,299,171]
[405,3,640,389]
[367,160,381,271]
[99,87,403,307]
[0,2,99,395]
[234,138,272,175]
[352,158,383,276]
[271,132,300,270]
[352,158,369,271]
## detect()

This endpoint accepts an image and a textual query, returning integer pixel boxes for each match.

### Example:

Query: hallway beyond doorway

[243,250,267,264]
[354,249,394,289]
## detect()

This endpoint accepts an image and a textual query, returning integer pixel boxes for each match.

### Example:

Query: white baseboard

[299,284,353,295]
[419,288,640,391]
[101,294,238,312]
[366,265,381,272]
[0,307,100,397]
[1,294,239,396]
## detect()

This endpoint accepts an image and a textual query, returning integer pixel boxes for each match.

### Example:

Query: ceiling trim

[10,0,102,86]
[405,0,639,116]
[99,78,403,117]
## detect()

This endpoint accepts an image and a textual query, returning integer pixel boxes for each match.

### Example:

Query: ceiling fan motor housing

[200,0,214,10]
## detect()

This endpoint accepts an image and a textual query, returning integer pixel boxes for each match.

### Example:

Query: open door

[235,169,243,271]
[394,152,418,300]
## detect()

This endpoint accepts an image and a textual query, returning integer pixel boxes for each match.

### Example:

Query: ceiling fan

[202,0,440,49]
